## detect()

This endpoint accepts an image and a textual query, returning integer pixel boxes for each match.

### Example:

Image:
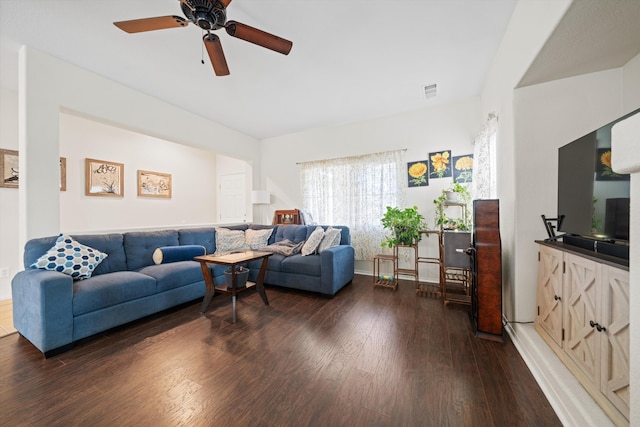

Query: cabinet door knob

[589,320,596,328]
[554,295,561,301]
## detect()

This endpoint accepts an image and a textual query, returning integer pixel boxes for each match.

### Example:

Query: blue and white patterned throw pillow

[30,234,108,280]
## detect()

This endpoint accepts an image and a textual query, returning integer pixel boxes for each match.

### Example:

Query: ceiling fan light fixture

[114,0,292,76]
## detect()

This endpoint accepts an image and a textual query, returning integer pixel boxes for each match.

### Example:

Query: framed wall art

[407,160,428,187]
[85,158,124,197]
[137,170,172,198]
[0,149,19,189]
[429,150,452,179]
[452,154,473,183]
[60,157,67,191]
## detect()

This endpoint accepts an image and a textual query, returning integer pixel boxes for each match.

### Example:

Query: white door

[219,173,246,223]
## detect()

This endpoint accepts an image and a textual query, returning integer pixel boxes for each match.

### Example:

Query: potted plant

[434,183,471,231]
[380,206,427,248]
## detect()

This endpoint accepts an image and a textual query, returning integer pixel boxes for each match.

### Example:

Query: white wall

[0,46,260,301]
[0,88,19,299]
[623,52,640,109]
[261,97,480,279]
[59,113,219,233]
[18,46,259,240]
[481,1,640,423]
[479,0,572,321]
[611,111,640,427]
[512,69,623,322]
[614,51,640,427]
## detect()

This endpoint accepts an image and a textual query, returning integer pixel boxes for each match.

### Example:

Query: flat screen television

[557,108,638,249]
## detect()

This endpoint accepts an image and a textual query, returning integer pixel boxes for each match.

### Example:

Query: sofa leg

[44,343,74,358]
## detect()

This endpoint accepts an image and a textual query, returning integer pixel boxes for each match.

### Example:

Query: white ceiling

[0,0,517,140]
[518,0,640,88]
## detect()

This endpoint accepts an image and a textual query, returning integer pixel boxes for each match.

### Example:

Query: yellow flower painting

[595,148,629,181]
[407,161,428,187]
[453,154,473,183]
[429,150,452,178]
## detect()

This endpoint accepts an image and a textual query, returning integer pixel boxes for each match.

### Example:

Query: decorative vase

[445,191,461,203]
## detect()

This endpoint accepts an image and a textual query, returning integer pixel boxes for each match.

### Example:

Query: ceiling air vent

[423,84,437,99]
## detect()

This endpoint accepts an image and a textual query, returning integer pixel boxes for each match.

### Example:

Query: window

[299,150,405,260]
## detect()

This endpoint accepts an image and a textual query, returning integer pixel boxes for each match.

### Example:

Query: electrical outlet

[0,268,8,278]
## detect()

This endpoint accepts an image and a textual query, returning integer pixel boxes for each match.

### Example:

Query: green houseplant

[381,206,427,248]
[434,183,471,231]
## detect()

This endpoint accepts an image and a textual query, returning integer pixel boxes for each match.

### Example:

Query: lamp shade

[251,190,270,205]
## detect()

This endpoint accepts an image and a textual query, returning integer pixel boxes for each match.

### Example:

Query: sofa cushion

[23,235,58,268]
[178,228,216,254]
[22,234,127,275]
[331,226,350,245]
[72,233,128,275]
[208,264,231,287]
[280,254,322,276]
[30,234,108,280]
[317,227,342,253]
[245,228,274,250]
[124,230,179,271]
[72,271,157,316]
[152,245,206,264]
[274,225,307,244]
[301,226,324,256]
[248,253,285,272]
[249,224,278,245]
[137,261,204,292]
[215,227,248,253]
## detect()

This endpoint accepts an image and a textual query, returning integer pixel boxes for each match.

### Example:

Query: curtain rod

[296,148,407,165]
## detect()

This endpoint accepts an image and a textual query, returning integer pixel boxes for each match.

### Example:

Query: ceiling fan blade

[114,16,189,33]
[225,21,292,55]
[204,33,230,76]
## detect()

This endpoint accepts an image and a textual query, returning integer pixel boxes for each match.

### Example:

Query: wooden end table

[194,250,273,323]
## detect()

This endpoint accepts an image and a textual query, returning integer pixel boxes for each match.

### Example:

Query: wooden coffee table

[194,250,273,323]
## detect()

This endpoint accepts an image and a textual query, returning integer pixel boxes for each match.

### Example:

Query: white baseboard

[505,321,615,427]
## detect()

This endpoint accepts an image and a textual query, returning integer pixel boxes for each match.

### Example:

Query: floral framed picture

[85,158,124,197]
[0,148,19,189]
[452,154,473,183]
[407,160,429,187]
[595,149,629,181]
[429,150,452,178]
[137,170,172,198]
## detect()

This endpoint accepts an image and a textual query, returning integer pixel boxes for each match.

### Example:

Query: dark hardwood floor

[0,274,560,426]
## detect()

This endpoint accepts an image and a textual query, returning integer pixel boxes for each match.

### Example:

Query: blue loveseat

[11,224,355,357]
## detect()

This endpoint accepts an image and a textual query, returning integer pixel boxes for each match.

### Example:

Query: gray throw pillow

[301,226,324,256]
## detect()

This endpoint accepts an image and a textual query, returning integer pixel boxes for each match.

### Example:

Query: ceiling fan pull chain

[201,30,205,64]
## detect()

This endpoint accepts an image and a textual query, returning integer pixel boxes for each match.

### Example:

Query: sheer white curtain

[472,113,498,200]
[299,150,406,260]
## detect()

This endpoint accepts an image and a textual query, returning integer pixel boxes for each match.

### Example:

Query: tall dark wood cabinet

[470,199,504,341]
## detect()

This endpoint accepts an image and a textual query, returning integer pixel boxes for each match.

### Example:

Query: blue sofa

[11,224,355,356]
